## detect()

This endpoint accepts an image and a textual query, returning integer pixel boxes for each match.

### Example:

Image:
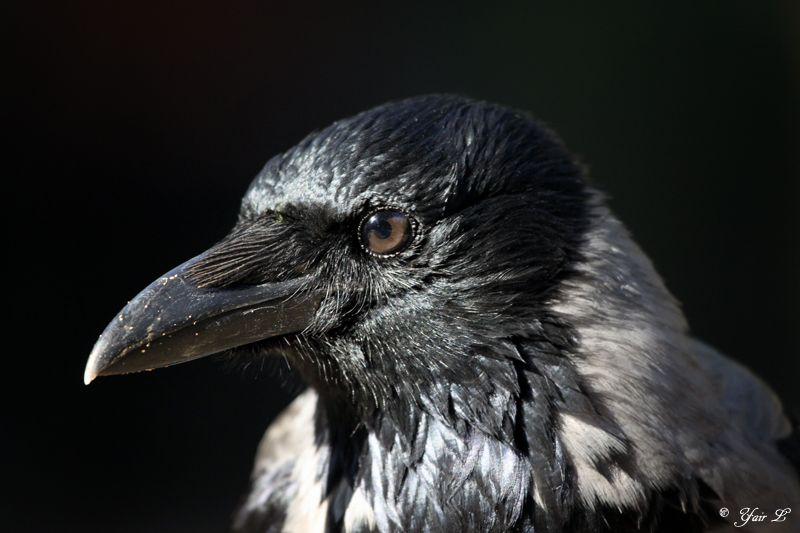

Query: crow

[85,95,799,532]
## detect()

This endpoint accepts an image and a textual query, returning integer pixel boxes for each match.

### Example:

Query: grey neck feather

[551,193,799,519]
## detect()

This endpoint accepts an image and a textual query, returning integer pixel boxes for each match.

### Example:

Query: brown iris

[360,209,413,255]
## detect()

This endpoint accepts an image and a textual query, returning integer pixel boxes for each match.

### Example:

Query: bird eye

[360,209,414,256]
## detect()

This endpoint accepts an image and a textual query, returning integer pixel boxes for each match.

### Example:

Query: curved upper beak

[83,254,319,384]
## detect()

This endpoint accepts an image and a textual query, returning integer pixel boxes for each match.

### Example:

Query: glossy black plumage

[199,95,601,531]
[86,95,799,532]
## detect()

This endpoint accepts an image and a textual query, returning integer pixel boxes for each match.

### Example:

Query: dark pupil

[370,215,394,239]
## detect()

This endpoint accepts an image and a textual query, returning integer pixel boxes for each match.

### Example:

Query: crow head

[85,94,589,430]
[85,95,800,533]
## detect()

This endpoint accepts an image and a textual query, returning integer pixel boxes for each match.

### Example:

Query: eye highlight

[360,209,414,256]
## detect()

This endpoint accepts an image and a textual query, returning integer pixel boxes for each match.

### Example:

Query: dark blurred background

[5,2,799,531]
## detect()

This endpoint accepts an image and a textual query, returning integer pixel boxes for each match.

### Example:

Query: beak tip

[83,356,98,385]
[84,338,108,385]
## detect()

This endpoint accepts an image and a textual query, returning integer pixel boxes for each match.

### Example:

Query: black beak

[83,254,319,384]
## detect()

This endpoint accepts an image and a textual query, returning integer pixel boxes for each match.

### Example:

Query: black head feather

[192,94,589,405]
